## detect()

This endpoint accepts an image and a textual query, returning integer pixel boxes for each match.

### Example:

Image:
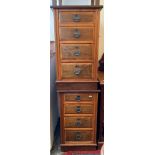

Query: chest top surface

[50,0,103,9]
[51,5,103,9]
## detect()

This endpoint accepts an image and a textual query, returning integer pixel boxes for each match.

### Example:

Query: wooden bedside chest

[51,0,103,151]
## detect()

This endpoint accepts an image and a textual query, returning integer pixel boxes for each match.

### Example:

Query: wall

[99,0,104,59]
[63,0,91,5]
[50,1,55,41]
[50,1,58,149]
[50,43,59,148]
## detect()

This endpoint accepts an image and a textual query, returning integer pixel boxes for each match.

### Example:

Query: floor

[51,123,63,155]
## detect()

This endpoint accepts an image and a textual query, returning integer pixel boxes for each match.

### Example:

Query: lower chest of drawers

[59,92,98,145]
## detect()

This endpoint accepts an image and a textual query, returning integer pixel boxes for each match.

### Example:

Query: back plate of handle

[75,95,81,101]
[75,119,81,127]
[75,132,81,141]
[76,106,81,113]
[72,14,81,22]
[73,29,81,38]
[74,66,81,76]
[73,50,81,56]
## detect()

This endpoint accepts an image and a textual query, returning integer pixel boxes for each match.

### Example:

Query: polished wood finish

[64,103,94,114]
[52,3,102,151]
[57,90,100,93]
[61,146,96,152]
[51,6,103,9]
[59,11,95,25]
[64,93,94,101]
[61,63,93,80]
[65,130,94,142]
[59,92,98,148]
[55,9,100,82]
[59,27,94,42]
[60,44,93,62]
[64,117,93,128]
[56,81,98,90]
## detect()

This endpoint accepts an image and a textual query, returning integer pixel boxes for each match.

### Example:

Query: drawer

[64,93,94,102]
[64,103,94,114]
[59,27,94,42]
[61,63,93,80]
[60,44,93,61]
[64,117,93,128]
[65,130,93,142]
[59,11,95,25]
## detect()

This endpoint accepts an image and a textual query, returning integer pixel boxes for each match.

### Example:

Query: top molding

[50,5,103,9]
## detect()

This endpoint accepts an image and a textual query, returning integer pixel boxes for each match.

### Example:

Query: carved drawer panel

[59,11,95,25]
[64,93,94,102]
[59,27,94,42]
[64,117,93,128]
[64,103,94,114]
[61,63,93,80]
[60,44,93,61]
[65,130,94,142]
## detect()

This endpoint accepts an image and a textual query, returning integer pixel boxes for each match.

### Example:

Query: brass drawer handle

[75,132,81,141]
[75,95,81,101]
[72,14,81,22]
[74,66,81,76]
[73,29,81,38]
[76,106,81,113]
[73,50,80,56]
[75,119,81,127]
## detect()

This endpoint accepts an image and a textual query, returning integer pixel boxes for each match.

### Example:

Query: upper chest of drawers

[54,9,101,81]
[57,10,99,43]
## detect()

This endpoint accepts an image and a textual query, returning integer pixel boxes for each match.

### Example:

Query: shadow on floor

[51,120,63,155]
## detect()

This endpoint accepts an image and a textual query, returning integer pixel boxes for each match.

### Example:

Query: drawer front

[64,117,93,128]
[65,130,93,142]
[59,27,94,42]
[64,103,94,114]
[60,44,93,61]
[59,11,95,24]
[65,93,94,102]
[61,63,93,80]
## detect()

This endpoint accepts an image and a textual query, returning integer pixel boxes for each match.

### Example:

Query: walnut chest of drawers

[51,3,103,151]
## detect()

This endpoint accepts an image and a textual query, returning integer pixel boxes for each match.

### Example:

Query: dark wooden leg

[91,0,95,5]
[59,0,62,5]
[95,0,100,5]
[52,0,57,6]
